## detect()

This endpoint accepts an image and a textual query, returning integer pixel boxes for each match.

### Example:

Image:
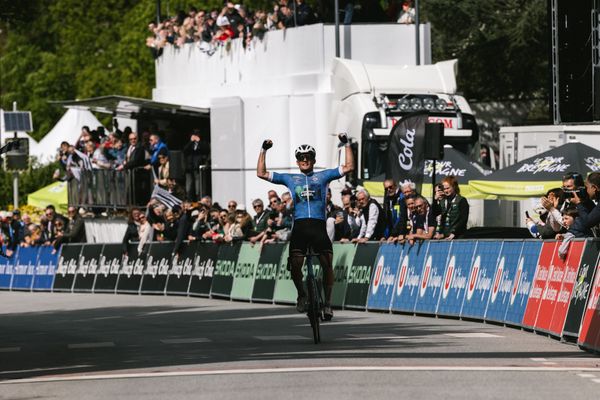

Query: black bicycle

[305,249,323,344]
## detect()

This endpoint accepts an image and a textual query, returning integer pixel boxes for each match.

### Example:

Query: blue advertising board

[459,241,502,320]
[484,240,524,322]
[413,241,451,315]
[436,241,477,316]
[33,246,59,291]
[11,247,39,291]
[390,241,429,313]
[503,240,542,325]
[366,243,403,311]
[0,249,15,289]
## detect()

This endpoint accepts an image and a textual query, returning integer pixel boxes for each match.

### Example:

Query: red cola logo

[396,255,410,297]
[420,255,433,297]
[442,256,456,299]
[466,255,481,301]
[491,257,505,303]
[510,257,524,305]
[372,255,385,295]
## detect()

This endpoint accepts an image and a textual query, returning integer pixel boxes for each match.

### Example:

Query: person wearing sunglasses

[257,133,354,320]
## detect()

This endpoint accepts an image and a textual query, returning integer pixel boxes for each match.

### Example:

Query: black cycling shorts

[289,219,333,256]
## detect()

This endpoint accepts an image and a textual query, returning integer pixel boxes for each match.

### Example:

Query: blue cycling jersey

[270,167,344,221]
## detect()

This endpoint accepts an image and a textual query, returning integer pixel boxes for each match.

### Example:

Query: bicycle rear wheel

[307,277,321,344]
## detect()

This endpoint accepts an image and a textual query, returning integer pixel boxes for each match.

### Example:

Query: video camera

[563,187,587,200]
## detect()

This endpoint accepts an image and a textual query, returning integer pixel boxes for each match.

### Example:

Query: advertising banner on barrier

[0,251,15,290]
[367,243,404,311]
[141,242,173,294]
[116,243,146,294]
[503,240,542,326]
[166,241,196,295]
[484,241,523,323]
[414,241,451,315]
[436,241,476,316]
[344,243,380,309]
[73,244,103,292]
[12,247,38,291]
[578,257,600,351]
[33,246,59,291]
[331,243,357,307]
[547,241,586,335]
[231,243,261,301]
[252,243,285,302]
[188,242,218,297]
[273,246,323,305]
[53,244,82,292]
[211,242,241,298]
[460,241,502,320]
[563,240,600,337]
[390,242,428,313]
[522,241,558,328]
[94,244,123,293]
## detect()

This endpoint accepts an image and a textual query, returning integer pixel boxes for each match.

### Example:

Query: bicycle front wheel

[307,277,321,344]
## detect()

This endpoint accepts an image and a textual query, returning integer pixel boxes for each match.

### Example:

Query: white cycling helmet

[295,144,316,159]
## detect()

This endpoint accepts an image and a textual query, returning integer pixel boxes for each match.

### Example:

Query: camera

[563,187,587,200]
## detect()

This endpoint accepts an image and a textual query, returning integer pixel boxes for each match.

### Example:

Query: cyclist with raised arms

[257,134,354,320]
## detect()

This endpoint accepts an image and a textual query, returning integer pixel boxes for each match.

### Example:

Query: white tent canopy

[31,107,105,163]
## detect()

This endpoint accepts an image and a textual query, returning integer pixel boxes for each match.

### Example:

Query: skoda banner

[272,245,295,304]
[116,243,146,294]
[330,243,357,307]
[344,243,380,309]
[230,243,261,301]
[367,243,404,311]
[12,247,38,291]
[166,241,197,295]
[522,241,558,328]
[141,242,174,294]
[252,243,286,302]
[460,241,502,320]
[387,111,428,193]
[93,244,123,293]
[503,240,542,326]
[73,244,103,292]
[391,241,429,313]
[436,241,476,316]
[211,242,241,298]
[414,241,451,315]
[563,240,600,337]
[484,241,523,323]
[53,244,82,292]
[33,246,59,291]
[188,242,218,297]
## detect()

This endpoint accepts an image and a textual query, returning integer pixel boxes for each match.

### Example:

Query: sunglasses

[296,153,315,162]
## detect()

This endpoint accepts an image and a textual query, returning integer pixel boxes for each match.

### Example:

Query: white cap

[191,210,200,217]
[237,204,246,211]
[216,15,230,26]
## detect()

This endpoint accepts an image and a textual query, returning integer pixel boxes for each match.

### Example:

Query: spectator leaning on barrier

[122,208,142,255]
[382,179,404,239]
[353,188,385,243]
[436,176,469,240]
[529,188,566,239]
[52,206,87,253]
[570,172,600,237]
[556,207,590,259]
[406,196,436,244]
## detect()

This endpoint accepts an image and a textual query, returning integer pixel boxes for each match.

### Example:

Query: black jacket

[124,144,147,170]
[183,140,209,172]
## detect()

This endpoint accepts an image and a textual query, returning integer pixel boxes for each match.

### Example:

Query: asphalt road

[1,292,599,400]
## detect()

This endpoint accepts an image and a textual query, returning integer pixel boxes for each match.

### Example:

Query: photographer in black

[570,172,600,237]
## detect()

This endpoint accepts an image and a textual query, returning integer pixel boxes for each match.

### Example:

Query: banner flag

[140,242,173,294]
[522,241,558,328]
[563,240,600,337]
[93,244,123,293]
[331,243,357,308]
[387,111,428,193]
[484,241,523,323]
[577,256,600,351]
[437,241,477,316]
[367,243,404,311]
[344,243,380,309]
[73,244,103,292]
[414,241,451,315]
[211,242,241,299]
[231,243,261,301]
[252,243,285,303]
[12,247,37,291]
[53,244,83,292]
[166,241,197,295]
[503,240,542,326]
[33,246,59,291]
[390,241,429,313]
[116,243,146,294]
[188,242,218,297]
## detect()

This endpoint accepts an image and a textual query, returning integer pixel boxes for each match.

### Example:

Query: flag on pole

[151,184,182,209]
[73,148,94,171]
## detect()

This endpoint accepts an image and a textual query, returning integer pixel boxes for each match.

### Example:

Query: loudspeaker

[424,122,444,160]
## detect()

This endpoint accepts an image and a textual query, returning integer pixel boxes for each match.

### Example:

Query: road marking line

[67,342,115,349]
[578,374,596,378]
[444,333,503,338]
[0,347,20,353]
[160,338,211,344]
[4,366,600,384]
[0,365,91,375]
[254,335,308,341]
[592,379,600,384]
[530,358,547,362]
[543,362,558,365]
[342,336,410,341]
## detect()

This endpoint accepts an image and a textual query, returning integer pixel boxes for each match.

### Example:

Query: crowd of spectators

[145,1,417,56]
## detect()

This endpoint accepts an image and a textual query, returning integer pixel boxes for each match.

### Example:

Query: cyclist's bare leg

[318,252,334,305]
[289,253,305,298]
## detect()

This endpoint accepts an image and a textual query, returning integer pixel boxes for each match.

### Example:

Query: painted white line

[67,342,115,349]
[4,366,600,385]
[254,335,308,341]
[578,374,596,378]
[543,362,558,366]
[530,358,547,362]
[160,338,211,344]
[0,347,20,353]
[444,333,503,338]
[0,365,91,375]
[592,379,600,384]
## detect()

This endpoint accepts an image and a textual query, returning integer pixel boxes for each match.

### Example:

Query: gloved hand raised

[338,132,349,144]
[262,140,273,150]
